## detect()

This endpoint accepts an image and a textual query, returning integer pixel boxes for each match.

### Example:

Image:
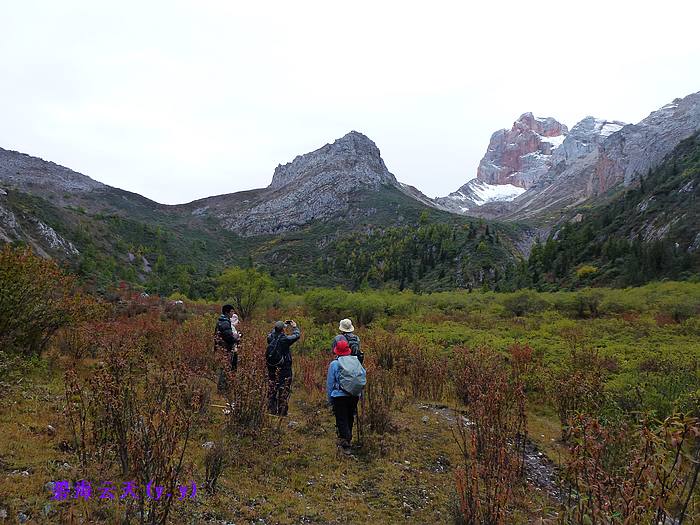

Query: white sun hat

[339,318,355,332]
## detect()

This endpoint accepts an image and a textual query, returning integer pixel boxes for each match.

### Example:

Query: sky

[1,0,700,204]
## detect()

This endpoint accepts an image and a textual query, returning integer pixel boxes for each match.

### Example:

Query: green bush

[0,246,97,356]
[500,290,548,317]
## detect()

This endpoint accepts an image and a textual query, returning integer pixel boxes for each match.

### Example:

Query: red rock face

[588,153,619,196]
[476,113,568,189]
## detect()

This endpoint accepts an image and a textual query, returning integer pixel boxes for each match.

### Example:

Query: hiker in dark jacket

[266,320,300,416]
[326,338,361,453]
[215,304,241,393]
[331,318,363,363]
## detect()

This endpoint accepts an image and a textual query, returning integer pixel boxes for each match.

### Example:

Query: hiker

[266,320,300,416]
[331,318,363,364]
[214,304,241,393]
[326,338,366,453]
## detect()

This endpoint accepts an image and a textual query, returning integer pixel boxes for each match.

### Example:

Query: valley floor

[0,366,560,524]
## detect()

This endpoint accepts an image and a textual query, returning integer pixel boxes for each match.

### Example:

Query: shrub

[217,266,274,320]
[560,414,700,524]
[64,339,206,525]
[223,327,269,434]
[452,347,527,524]
[294,354,328,399]
[501,290,548,317]
[303,288,349,324]
[360,360,397,435]
[549,347,608,439]
[203,441,227,495]
[0,246,96,356]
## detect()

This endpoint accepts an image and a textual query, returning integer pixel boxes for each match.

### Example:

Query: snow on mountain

[538,133,566,148]
[435,178,526,213]
[465,179,526,204]
[436,111,632,216]
[595,119,624,137]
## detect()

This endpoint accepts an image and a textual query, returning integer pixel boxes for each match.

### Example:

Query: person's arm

[326,361,336,406]
[285,326,301,344]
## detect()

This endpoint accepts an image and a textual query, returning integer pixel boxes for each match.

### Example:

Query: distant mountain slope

[0,133,525,295]
[177,131,444,236]
[525,132,700,287]
[439,91,700,227]
[505,92,700,223]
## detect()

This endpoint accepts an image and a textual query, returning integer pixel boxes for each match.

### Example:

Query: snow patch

[466,178,526,204]
[594,120,624,137]
[538,133,566,148]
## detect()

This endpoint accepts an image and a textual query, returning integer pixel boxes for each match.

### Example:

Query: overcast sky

[2,1,699,204]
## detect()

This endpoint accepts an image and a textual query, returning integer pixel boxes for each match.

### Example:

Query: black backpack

[343,334,364,364]
[266,333,285,367]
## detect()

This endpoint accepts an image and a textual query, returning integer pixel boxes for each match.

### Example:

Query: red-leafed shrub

[560,414,700,524]
[452,347,527,525]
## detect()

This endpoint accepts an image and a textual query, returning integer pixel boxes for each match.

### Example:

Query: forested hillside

[0,180,526,296]
[521,133,700,288]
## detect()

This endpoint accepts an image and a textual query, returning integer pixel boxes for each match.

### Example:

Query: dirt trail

[417,403,564,502]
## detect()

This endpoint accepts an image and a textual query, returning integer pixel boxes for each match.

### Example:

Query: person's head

[338,318,354,333]
[333,338,351,357]
[222,304,234,318]
[274,321,286,333]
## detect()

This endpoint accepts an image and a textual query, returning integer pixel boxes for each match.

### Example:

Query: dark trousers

[217,351,238,394]
[332,395,359,444]
[267,365,293,416]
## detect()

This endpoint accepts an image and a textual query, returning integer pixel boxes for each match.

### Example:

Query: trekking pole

[357,394,365,445]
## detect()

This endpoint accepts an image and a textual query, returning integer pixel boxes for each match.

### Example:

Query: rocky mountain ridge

[180,131,439,236]
[498,91,700,221]
[476,112,568,189]
[437,112,627,214]
[1,91,699,272]
[439,91,700,223]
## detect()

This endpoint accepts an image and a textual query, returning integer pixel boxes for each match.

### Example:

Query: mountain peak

[337,130,374,143]
[476,113,568,190]
[269,131,394,190]
[513,113,568,138]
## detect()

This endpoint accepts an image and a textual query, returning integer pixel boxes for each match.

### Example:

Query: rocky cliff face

[476,112,568,189]
[188,131,437,236]
[438,102,689,220]
[269,131,396,190]
[225,131,399,235]
[0,190,79,257]
[437,113,569,213]
[505,91,700,220]
[588,92,700,194]
[551,117,625,169]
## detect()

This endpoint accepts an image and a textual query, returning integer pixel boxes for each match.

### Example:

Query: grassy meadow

[1,247,699,524]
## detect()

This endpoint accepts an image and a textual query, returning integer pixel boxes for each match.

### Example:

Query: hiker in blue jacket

[326,338,363,453]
